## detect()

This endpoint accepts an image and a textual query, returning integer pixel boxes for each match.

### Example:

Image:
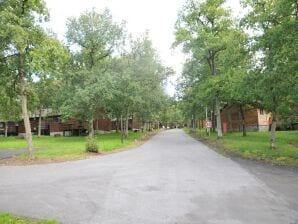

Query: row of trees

[174,0,297,148]
[0,0,172,158]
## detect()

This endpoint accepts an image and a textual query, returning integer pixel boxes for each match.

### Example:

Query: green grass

[186,128,298,166]
[0,213,58,224]
[0,131,146,160]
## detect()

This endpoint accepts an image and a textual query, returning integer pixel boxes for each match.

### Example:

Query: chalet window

[0,123,3,128]
[260,109,264,115]
[53,117,61,123]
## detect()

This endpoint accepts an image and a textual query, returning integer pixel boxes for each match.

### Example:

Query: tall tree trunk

[19,53,34,159]
[120,115,124,143]
[125,115,129,138]
[4,121,8,137]
[115,118,119,133]
[270,113,277,149]
[215,96,222,138]
[211,105,216,132]
[88,118,94,138]
[239,105,247,137]
[38,107,42,137]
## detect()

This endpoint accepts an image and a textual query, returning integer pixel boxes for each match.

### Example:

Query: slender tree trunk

[270,113,277,149]
[211,105,216,132]
[120,115,124,143]
[115,118,119,133]
[215,96,222,138]
[38,107,42,137]
[4,121,8,137]
[19,53,34,159]
[239,105,247,137]
[125,115,129,138]
[88,118,94,138]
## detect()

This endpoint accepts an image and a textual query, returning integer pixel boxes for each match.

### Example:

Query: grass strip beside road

[185,128,298,166]
[0,131,153,163]
[0,213,58,224]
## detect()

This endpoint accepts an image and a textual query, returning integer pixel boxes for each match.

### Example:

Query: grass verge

[184,128,298,167]
[0,131,157,165]
[0,213,58,224]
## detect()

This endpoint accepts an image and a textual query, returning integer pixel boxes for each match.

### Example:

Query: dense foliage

[0,2,171,158]
[174,0,297,147]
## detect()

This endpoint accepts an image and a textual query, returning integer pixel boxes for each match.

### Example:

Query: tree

[0,0,69,159]
[175,0,238,138]
[242,0,298,147]
[64,9,124,138]
[0,87,20,137]
[107,34,170,141]
[32,77,60,137]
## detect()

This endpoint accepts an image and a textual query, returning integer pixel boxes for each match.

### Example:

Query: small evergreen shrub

[85,137,99,153]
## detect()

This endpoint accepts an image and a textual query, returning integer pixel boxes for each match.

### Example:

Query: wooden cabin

[0,115,142,136]
[220,105,271,132]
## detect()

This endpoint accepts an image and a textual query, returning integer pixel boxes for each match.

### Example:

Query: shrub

[85,137,99,153]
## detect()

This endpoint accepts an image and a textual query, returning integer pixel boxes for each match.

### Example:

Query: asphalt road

[0,129,297,224]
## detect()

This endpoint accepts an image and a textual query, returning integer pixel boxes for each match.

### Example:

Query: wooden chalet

[220,105,271,132]
[0,114,142,137]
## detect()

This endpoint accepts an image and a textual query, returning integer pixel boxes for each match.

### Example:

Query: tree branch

[0,53,19,62]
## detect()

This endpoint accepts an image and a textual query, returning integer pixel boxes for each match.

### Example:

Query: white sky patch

[44,0,243,96]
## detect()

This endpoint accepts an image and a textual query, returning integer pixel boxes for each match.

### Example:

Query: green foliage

[66,8,124,69]
[61,9,126,136]
[107,34,170,124]
[175,0,297,142]
[175,0,250,130]
[160,98,184,126]
[85,136,99,153]
[241,0,298,119]
[0,86,20,122]
[0,213,58,224]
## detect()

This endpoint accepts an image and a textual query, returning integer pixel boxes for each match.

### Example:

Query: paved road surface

[0,129,297,224]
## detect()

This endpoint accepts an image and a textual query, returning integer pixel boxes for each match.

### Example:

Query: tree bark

[38,107,42,137]
[215,96,222,138]
[4,121,8,137]
[211,105,216,132]
[125,115,129,138]
[88,118,94,138]
[19,53,34,159]
[120,115,124,143]
[270,113,277,149]
[239,105,247,137]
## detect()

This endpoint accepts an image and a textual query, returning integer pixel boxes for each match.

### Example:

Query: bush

[85,137,99,153]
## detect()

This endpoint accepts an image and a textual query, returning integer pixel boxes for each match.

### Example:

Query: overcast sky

[44,0,243,96]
